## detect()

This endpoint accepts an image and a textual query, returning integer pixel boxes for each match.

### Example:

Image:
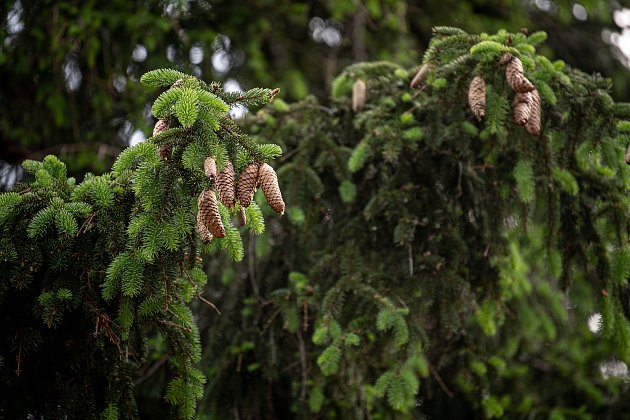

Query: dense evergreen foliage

[3,25,630,419]
[0,70,281,418]
[197,28,630,418]
[2,0,628,178]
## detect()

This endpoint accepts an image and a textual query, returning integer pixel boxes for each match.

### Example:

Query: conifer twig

[295,326,308,402]
[15,338,22,377]
[429,364,454,398]
[197,294,221,315]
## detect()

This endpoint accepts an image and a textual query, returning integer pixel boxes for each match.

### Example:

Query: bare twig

[429,364,454,398]
[296,327,308,402]
[197,294,221,315]
[302,299,309,332]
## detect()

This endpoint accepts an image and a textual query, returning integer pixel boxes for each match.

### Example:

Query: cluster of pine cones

[151,118,285,245]
[468,53,541,136]
[196,157,285,243]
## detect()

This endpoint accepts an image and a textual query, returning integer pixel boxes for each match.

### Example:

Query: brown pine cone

[352,79,367,113]
[153,118,169,137]
[506,57,535,93]
[468,76,486,121]
[499,53,513,65]
[198,189,225,238]
[258,163,285,215]
[513,92,533,126]
[236,162,260,208]
[237,206,247,227]
[158,144,171,161]
[196,210,213,244]
[626,144,630,165]
[216,161,236,209]
[204,156,217,179]
[525,89,541,136]
[410,64,431,89]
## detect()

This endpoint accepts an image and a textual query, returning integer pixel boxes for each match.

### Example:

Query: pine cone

[216,161,236,209]
[153,118,169,137]
[204,156,217,179]
[198,189,225,238]
[352,79,367,113]
[499,53,513,65]
[525,89,541,136]
[513,92,533,126]
[158,144,171,161]
[258,163,285,215]
[410,63,431,89]
[506,57,535,93]
[468,76,486,121]
[236,162,260,208]
[196,210,213,244]
[237,206,247,227]
[626,144,630,165]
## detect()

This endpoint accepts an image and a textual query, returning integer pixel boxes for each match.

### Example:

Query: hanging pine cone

[153,118,169,137]
[352,79,367,113]
[258,163,285,215]
[410,63,431,89]
[626,144,630,165]
[237,206,247,227]
[468,76,486,121]
[499,53,513,65]
[204,156,217,179]
[158,144,172,161]
[513,92,533,126]
[198,189,225,238]
[197,210,213,244]
[216,161,236,209]
[506,57,535,93]
[236,162,260,208]
[525,89,541,136]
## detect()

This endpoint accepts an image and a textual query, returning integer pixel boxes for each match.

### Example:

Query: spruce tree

[196,28,630,418]
[0,70,283,418]
[3,26,630,419]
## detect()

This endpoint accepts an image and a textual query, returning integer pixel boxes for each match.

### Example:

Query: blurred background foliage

[4,0,630,418]
[2,0,630,182]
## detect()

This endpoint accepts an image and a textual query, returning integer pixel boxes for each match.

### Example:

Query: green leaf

[152,88,183,118]
[175,88,200,127]
[309,386,325,413]
[141,68,188,87]
[483,395,505,418]
[611,245,630,286]
[257,143,283,160]
[197,90,228,113]
[348,140,370,173]
[470,40,513,57]
[102,403,119,420]
[513,159,535,204]
[317,345,341,376]
[331,74,354,98]
[54,208,78,236]
[526,31,548,46]
[375,370,393,397]
[28,206,55,238]
[245,202,265,235]
[339,180,357,203]
[344,333,361,346]
[552,167,579,195]
[617,121,630,132]
[120,254,144,297]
